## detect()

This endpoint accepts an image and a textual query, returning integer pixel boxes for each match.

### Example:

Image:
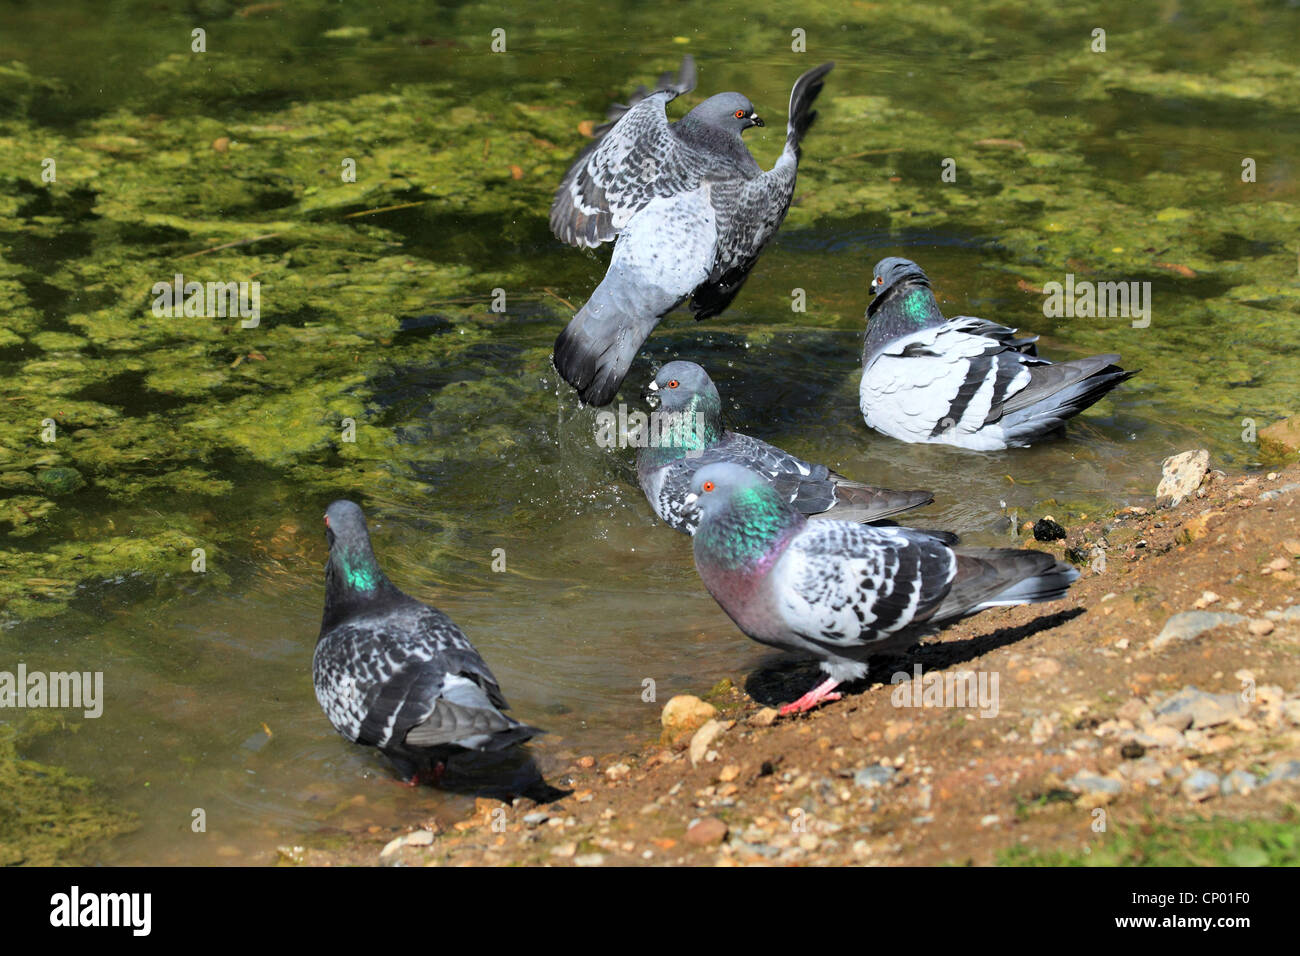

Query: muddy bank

[278,458,1300,866]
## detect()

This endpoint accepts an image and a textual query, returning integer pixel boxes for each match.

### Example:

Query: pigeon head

[685,463,802,568]
[683,92,764,135]
[322,500,395,623]
[868,257,931,300]
[647,361,718,412]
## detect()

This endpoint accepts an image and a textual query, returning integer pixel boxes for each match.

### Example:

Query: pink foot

[397,762,446,787]
[779,676,843,716]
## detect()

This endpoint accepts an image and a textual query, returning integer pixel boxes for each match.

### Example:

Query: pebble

[1150,611,1247,650]
[685,816,729,846]
[379,829,434,858]
[1220,770,1260,796]
[661,695,716,741]
[979,814,1000,827]
[1033,517,1067,541]
[522,811,549,828]
[1263,760,1300,786]
[573,853,605,867]
[689,719,726,767]
[1156,449,1209,508]
[1151,686,1244,730]
[1066,771,1124,800]
[853,765,896,790]
[1181,769,1220,802]
[748,707,779,728]
[1248,619,1276,636]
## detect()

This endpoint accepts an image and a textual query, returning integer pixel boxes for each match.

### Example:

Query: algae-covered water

[1,0,1297,864]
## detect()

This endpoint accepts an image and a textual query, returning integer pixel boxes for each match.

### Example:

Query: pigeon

[550,56,834,406]
[684,463,1079,714]
[313,500,541,783]
[636,360,933,534]
[859,257,1137,450]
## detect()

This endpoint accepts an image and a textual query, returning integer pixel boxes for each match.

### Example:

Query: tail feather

[933,547,1078,622]
[554,302,664,406]
[1000,356,1136,443]
[785,62,834,157]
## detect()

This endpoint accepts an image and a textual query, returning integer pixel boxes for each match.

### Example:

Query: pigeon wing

[550,59,700,249]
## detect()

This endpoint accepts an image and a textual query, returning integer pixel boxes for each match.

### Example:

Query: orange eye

[874,276,882,286]
[702,481,715,493]
[734,109,746,119]
[667,379,679,388]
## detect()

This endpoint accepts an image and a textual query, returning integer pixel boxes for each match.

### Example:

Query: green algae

[0,714,137,865]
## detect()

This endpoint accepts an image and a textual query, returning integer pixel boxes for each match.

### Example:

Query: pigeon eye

[702,481,715,493]
[734,109,746,119]
[874,276,882,286]
[667,379,680,389]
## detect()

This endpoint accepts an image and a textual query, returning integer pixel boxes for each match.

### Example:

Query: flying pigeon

[859,257,1136,450]
[685,463,1079,714]
[550,56,834,406]
[313,500,542,784]
[637,360,933,533]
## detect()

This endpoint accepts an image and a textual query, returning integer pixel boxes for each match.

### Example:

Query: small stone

[661,695,717,742]
[1248,619,1276,636]
[1220,770,1259,797]
[1120,741,1146,760]
[550,842,577,858]
[605,762,631,780]
[797,834,820,851]
[1181,769,1220,802]
[979,814,1000,827]
[1033,517,1067,541]
[1066,771,1124,801]
[574,853,605,867]
[689,719,726,767]
[1193,591,1220,609]
[1263,760,1300,786]
[577,755,596,769]
[685,817,728,845]
[748,707,779,728]
[1152,686,1245,730]
[718,764,740,783]
[1150,611,1247,650]
[522,811,549,828]
[1156,449,1210,508]
[853,765,896,790]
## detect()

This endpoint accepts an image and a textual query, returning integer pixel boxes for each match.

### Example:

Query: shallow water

[1,1,1297,863]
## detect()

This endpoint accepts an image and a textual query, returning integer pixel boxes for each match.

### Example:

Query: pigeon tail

[783,62,834,159]
[936,548,1078,621]
[554,296,670,407]
[827,479,934,523]
[998,356,1137,446]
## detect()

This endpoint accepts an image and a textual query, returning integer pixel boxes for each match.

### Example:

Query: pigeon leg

[779,676,843,716]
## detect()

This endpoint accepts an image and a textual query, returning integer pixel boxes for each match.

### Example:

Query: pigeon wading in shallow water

[313,500,542,784]
[859,257,1136,451]
[636,360,933,534]
[550,56,834,406]
[685,463,1079,714]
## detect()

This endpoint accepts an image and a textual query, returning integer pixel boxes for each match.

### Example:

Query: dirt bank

[282,460,1300,866]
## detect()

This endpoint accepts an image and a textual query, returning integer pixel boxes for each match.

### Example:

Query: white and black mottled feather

[860,257,1137,450]
[551,59,834,406]
[313,500,541,780]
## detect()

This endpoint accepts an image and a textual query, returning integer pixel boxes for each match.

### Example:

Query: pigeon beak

[647,381,659,391]
[750,114,765,128]
[684,493,699,507]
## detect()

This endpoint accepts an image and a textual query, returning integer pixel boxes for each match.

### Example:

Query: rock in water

[313,500,542,782]
[685,463,1079,715]
[550,58,833,405]
[1156,449,1210,507]
[859,257,1136,450]
[637,361,932,533]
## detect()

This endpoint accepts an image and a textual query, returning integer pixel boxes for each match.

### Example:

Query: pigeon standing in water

[637,360,933,533]
[550,57,834,406]
[313,500,542,783]
[859,257,1136,450]
[685,463,1079,714]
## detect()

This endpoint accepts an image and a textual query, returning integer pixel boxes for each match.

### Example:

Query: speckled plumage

[636,361,932,533]
[551,59,834,406]
[860,257,1136,450]
[313,500,540,780]
[687,464,1079,709]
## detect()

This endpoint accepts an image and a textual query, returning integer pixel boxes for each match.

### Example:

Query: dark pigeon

[551,57,834,406]
[860,257,1137,450]
[685,463,1079,714]
[636,360,932,533]
[313,500,541,783]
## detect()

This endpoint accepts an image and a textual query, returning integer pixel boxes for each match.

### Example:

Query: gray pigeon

[860,257,1136,450]
[685,463,1079,714]
[637,360,932,533]
[313,500,542,784]
[551,57,834,406]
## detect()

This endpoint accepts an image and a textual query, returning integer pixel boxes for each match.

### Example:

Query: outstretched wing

[690,62,833,318]
[550,58,699,248]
